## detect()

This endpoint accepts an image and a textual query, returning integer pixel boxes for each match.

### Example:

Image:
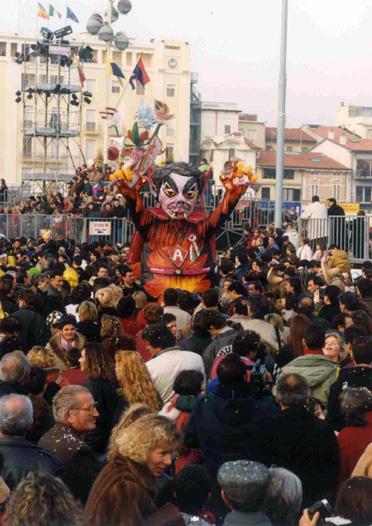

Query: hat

[217,461,270,504]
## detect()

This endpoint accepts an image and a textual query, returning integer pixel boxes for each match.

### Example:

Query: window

[247,129,257,142]
[283,188,301,201]
[112,80,120,93]
[356,186,372,202]
[166,120,175,137]
[24,106,33,129]
[85,139,97,160]
[136,82,145,95]
[228,148,235,159]
[50,75,63,85]
[263,168,294,180]
[166,144,174,162]
[166,84,176,97]
[311,183,319,196]
[86,79,96,93]
[10,43,18,57]
[23,138,32,157]
[126,52,132,66]
[357,159,372,178]
[302,147,309,151]
[286,146,293,152]
[224,125,231,134]
[50,55,59,65]
[0,42,6,57]
[333,184,341,201]
[21,73,35,89]
[86,109,96,132]
[261,187,271,199]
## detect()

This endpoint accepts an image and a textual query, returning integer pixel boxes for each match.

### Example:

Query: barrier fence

[0,213,370,262]
[0,214,135,246]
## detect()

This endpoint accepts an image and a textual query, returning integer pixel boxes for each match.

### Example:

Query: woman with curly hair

[84,414,183,526]
[115,351,162,412]
[5,472,82,526]
[79,342,122,454]
[107,403,155,461]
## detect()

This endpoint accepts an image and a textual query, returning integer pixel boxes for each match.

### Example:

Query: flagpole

[103,0,113,172]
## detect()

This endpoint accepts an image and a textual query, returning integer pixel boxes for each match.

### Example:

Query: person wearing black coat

[258,373,339,507]
[327,198,346,250]
[79,343,124,455]
[184,354,278,515]
[12,292,50,353]
[0,393,61,490]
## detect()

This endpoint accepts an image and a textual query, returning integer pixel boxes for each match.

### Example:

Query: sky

[2,0,372,127]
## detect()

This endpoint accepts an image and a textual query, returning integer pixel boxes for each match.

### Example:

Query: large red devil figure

[115,158,257,299]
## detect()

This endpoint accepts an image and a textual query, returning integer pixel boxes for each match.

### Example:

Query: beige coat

[46,332,86,370]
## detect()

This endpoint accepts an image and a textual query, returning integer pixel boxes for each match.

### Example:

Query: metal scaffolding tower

[20,40,83,193]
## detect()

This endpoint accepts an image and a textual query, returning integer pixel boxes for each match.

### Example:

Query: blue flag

[66,6,79,23]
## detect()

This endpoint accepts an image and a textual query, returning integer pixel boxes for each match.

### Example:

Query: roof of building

[243,137,261,149]
[239,114,258,122]
[265,127,316,143]
[305,125,361,143]
[258,150,349,170]
[344,138,372,152]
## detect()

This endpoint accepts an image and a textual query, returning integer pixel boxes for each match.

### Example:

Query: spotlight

[15,52,24,65]
[27,93,33,100]
[54,26,73,40]
[78,45,94,62]
[15,97,22,103]
[84,97,91,104]
[15,90,22,97]
[54,83,61,94]
[71,93,78,101]
[27,88,33,94]
[83,91,92,98]
[60,55,73,67]
[70,100,79,107]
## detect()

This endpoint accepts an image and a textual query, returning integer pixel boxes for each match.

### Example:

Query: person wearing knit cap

[217,460,272,526]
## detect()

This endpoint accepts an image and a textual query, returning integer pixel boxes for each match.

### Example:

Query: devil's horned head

[151,162,205,219]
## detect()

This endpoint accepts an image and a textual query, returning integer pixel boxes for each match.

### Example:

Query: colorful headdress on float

[109,99,169,188]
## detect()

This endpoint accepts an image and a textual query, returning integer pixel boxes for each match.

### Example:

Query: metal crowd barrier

[298,215,371,262]
[0,214,135,246]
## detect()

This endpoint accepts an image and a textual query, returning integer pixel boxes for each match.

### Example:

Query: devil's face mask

[158,173,199,219]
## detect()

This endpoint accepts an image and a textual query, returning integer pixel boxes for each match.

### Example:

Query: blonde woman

[115,351,162,411]
[107,403,155,461]
[322,331,351,365]
[84,414,181,526]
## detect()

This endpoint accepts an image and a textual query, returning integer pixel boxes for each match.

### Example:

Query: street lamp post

[274,0,288,228]
[86,0,132,172]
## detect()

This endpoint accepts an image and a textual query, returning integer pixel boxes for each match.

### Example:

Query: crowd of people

[0,196,369,525]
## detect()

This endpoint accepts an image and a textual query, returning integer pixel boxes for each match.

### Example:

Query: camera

[308,499,333,523]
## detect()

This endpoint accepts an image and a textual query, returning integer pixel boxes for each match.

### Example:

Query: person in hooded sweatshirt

[184,353,278,516]
[280,325,338,410]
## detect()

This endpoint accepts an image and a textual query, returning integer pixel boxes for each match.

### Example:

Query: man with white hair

[0,394,61,489]
[0,350,30,398]
[38,385,99,464]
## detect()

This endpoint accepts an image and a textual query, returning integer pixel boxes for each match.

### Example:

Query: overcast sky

[2,0,372,126]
